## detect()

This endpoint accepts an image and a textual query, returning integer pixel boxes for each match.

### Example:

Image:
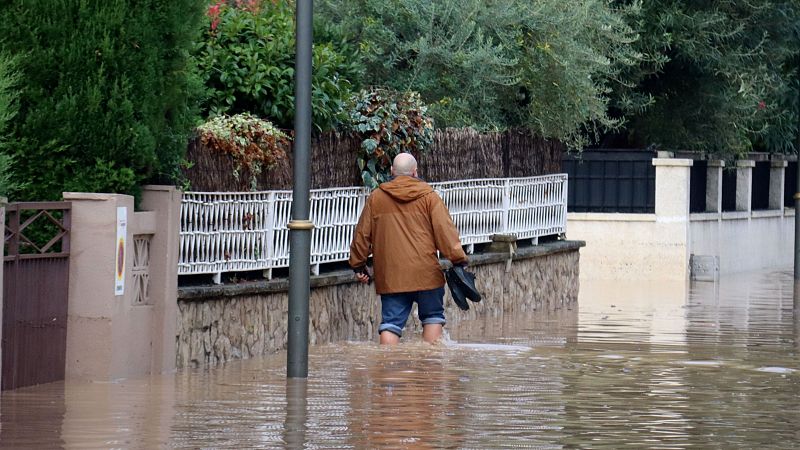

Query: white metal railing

[179,175,568,282]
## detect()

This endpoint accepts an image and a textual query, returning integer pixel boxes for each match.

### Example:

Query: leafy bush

[316,0,643,149]
[196,113,289,190]
[0,53,22,199]
[348,89,433,189]
[611,0,800,156]
[195,0,362,131]
[0,0,203,201]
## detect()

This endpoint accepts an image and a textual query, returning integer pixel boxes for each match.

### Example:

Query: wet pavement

[2,270,799,448]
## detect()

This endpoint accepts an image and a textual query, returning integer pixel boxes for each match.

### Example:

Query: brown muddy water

[2,270,799,449]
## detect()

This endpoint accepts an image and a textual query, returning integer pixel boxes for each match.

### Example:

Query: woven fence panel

[505,129,564,178]
[419,128,505,182]
[184,128,564,192]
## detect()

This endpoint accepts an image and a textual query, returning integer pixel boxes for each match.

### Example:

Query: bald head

[391,153,418,177]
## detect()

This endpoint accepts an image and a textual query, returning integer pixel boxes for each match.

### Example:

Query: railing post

[264,191,276,280]
[561,175,569,235]
[502,178,511,233]
[310,192,320,276]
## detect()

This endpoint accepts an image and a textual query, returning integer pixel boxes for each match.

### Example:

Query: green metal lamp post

[287,0,313,378]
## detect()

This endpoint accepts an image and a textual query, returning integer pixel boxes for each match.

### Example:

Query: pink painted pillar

[63,187,180,381]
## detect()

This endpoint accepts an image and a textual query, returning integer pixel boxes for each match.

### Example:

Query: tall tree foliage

[613,0,800,155]
[316,0,644,149]
[0,53,22,199]
[0,0,203,201]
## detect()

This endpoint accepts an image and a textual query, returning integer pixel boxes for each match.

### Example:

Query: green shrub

[0,53,22,199]
[613,0,800,156]
[316,0,643,149]
[195,0,362,131]
[196,113,289,190]
[0,0,203,201]
[347,88,433,189]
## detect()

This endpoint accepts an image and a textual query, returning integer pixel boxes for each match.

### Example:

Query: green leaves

[0,0,204,201]
[348,88,433,189]
[361,170,378,190]
[195,1,360,131]
[0,53,21,199]
[616,0,800,156]
[196,113,289,191]
[361,138,379,154]
[316,0,644,150]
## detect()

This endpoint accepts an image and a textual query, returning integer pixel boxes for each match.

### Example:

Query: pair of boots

[445,265,481,311]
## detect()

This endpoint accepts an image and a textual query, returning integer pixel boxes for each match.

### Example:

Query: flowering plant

[196,0,360,130]
[196,113,289,190]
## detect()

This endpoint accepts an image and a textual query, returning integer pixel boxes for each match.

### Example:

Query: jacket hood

[379,176,433,203]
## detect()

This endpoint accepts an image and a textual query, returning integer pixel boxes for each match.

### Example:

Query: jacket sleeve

[430,194,468,265]
[349,198,372,269]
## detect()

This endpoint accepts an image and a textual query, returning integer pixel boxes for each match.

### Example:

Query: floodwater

[2,270,800,449]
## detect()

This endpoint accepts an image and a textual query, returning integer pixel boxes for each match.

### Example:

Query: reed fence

[183,128,563,192]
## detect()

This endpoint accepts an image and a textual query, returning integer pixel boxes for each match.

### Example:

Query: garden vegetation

[0,0,204,201]
[0,0,797,199]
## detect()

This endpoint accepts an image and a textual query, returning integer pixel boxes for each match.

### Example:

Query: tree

[0,0,204,201]
[611,0,800,156]
[194,0,362,130]
[0,53,22,199]
[316,0,644,149]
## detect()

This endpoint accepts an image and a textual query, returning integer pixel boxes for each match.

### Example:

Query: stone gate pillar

[63,188,180,381]
[0,197,5,388]
[706,160,724,213]
[770,160,788,210]
[140,186,181,373]
[653,157,693,280]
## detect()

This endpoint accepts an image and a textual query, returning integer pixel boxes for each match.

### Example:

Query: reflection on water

[3,270,800,448]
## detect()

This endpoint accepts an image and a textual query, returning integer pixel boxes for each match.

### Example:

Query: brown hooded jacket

[349,176,467,294]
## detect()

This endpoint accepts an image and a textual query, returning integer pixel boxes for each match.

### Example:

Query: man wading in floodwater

[350,153,468,344]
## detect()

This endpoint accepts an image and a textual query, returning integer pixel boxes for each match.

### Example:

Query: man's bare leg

[422,324,443,343]
[380,331,400,345]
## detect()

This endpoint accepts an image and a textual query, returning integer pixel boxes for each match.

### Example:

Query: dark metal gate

[3,202,71,390]
[562,149,656,213]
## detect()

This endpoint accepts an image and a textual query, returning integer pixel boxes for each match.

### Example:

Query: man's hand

[354,267,372,284]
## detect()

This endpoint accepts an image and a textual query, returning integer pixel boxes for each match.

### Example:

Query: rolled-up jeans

[378,286,446,337]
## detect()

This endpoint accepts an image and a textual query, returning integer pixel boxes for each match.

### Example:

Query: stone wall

[176,241,583,368]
